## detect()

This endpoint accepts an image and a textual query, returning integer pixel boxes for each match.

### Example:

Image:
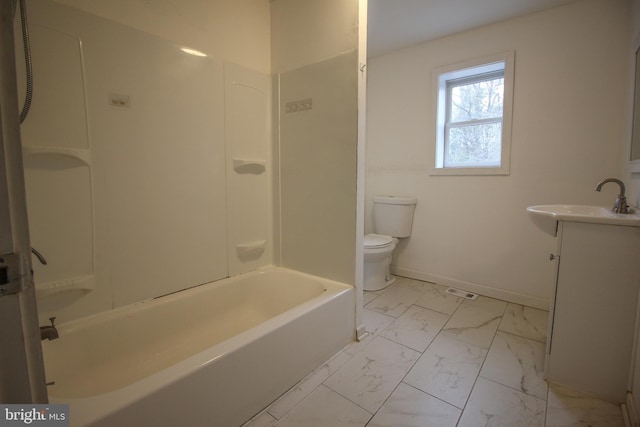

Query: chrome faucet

[595,178,630,214]
[40,317,59,341]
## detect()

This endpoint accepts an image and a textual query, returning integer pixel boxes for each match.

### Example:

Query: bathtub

[42,267,355,426]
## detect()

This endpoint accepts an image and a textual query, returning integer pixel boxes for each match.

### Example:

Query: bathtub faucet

[595,178,630,214]
[40,317,59,341]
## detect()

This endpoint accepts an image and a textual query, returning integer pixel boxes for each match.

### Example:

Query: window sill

[429,166,510,176]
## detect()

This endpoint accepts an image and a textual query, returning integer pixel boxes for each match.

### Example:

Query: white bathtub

[42,267,355,426]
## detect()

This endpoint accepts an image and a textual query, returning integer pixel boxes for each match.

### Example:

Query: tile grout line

[269,283,519,425]
[331,284,448,423]
[320,331,415,422]
[265,341,357,422]
[543,380,551,427]
[321,381,375,421]
[247,278,622,427]
[360,295,465,426]
[453,301,509,427]
[362,379,402,426]
[378,299,467,422]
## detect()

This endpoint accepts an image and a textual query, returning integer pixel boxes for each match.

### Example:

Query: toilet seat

[364,233,393,249]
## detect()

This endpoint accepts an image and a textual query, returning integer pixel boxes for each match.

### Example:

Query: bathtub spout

[40,317,58,341]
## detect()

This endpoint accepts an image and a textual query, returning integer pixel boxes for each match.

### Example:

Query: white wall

[270,0,358,74]
[53,0,271,75]
[366,0,630,308]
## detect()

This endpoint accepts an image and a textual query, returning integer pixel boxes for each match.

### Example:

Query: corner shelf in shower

[35,274,95,298]
[232,158,266,174]
[22,146,92,165]
[23,144,96,301]
[236,240,266,258]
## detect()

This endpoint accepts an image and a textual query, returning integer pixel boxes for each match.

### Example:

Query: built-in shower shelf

[236,240,266,258]
[36,274,95,298]
[23,146,92,165]
[232,158,266,174]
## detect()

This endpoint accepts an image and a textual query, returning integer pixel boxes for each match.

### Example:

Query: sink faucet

[40,317,59,341]
[595,178,630,214]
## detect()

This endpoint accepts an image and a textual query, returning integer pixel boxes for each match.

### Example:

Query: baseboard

[392,266,550,310]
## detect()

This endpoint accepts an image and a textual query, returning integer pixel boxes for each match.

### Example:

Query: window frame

[429,51,515,176]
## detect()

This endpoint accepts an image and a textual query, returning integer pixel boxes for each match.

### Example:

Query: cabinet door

[547,221,640,403]
[632,295,640,416]
[545,242,561,366]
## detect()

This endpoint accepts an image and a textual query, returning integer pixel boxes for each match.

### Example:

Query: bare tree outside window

[431,52,514,175]
[445,75,504,167]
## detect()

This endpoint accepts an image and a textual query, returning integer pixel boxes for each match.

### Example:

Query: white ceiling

[367,0,581,57]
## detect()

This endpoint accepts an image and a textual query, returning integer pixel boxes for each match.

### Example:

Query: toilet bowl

[363,196,417,292]
[363,234,397,291]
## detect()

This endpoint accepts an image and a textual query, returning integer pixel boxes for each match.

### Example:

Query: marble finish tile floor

[243,277,625,427]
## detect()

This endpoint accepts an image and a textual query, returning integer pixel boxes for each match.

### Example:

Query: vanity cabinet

[545,221,640,403]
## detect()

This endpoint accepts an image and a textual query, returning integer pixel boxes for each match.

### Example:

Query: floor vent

[446,287,478,300]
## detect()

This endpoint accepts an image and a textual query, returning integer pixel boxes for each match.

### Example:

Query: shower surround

[17,3,360,425]
[21,0,272,321]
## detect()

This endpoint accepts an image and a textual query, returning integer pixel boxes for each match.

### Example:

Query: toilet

[363,196,417,291]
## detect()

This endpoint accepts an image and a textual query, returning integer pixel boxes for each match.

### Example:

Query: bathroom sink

[526,204,640,236]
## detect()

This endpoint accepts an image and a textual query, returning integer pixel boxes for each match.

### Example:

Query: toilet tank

[373,196,417,238]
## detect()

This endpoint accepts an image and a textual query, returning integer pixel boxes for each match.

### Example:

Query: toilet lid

[364,234,394,249]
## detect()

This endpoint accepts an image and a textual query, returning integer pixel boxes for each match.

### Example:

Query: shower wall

[271,0,359,285]
[19,0,272,322]
[276,53,358,285]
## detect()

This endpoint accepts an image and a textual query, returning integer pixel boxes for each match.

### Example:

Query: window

[430,52,514,175]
